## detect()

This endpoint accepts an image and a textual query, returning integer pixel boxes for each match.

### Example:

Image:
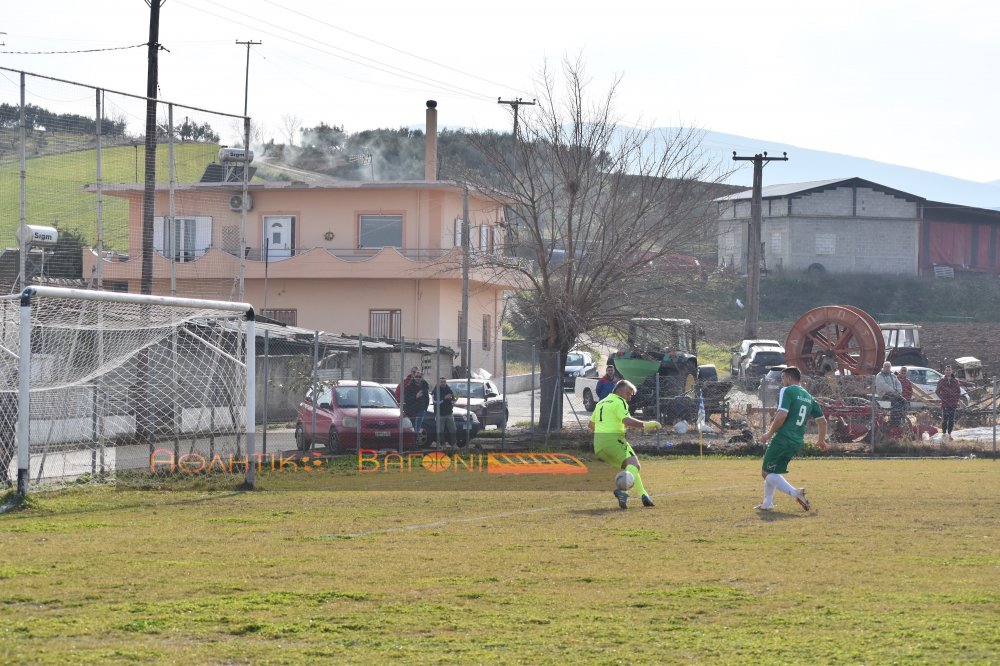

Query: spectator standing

[595,365,619,402]
[403,371,431,434]
[875,361,906,425]
[897,366,913,402]
[935,365,962,440]
[431,376,457,447]
[395,366,419,402]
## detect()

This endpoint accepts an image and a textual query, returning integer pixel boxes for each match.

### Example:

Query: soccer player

[756,366,827,512]
[588,379,661,509]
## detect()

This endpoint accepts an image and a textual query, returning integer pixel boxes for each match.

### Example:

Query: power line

[260,0,531,97]
[176,0,497,103]
[0,42,147,55]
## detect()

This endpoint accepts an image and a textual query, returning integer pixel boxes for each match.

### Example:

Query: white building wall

[786,217,919,274]
[717,191,920,275]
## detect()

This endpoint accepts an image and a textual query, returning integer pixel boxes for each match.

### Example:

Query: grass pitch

[1,457,998,664]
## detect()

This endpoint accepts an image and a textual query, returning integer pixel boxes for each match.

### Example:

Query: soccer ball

[615,470,635,491]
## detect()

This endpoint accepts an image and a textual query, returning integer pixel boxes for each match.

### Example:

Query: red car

[295,380,417,451]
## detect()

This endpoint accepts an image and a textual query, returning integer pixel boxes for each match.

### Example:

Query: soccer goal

[0,287,256,495]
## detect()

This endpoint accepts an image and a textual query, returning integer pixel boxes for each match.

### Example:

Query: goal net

[1,287,256,494]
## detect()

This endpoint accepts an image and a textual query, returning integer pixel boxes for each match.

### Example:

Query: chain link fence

[0,67,250,300]
[246,327,1000,459]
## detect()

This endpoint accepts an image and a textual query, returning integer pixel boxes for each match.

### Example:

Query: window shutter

[153,217,164,254]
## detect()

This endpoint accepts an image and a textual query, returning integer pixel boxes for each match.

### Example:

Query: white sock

[762,476,776,505]
[766,473,797,496]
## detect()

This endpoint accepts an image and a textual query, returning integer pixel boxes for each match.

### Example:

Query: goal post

[5,286,255,496]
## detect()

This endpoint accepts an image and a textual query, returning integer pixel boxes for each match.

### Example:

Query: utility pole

[140,1,164,295]
[497,97,536,140]
[732,151,788,339]
[235,40,262,116]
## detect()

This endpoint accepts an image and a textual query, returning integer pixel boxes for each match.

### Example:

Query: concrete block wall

[791,187,917,218]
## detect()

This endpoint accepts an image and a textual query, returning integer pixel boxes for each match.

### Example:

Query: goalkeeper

[588,379,661,509]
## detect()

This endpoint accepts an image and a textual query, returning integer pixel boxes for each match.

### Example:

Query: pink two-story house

[82,103,514,373]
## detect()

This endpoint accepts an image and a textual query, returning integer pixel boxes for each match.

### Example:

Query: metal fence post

[398,337,405,453]
[501,339,507,448]
[356,335,363,453]
[992,376,997,460]
[435,338,442,448]
[530,345,536,434]
[262,329,269,455]
[311,331,319,452]
[870,375,877,455]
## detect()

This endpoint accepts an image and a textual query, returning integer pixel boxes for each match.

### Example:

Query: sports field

[1,457,997,664]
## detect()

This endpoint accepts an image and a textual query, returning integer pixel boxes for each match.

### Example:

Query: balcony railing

[226,246,459,263]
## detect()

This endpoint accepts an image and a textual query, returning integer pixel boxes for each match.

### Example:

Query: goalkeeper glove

[643,420,662,431]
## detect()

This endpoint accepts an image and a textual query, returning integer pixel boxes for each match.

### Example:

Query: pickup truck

[574,376,602,412]
[731,339,782,376]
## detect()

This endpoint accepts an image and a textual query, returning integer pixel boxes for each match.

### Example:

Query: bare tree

[280,113,303,147]
[463,57,733,430]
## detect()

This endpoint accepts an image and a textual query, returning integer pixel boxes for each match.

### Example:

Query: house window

[359,214,403,248]
[816,233,836,256]
[482,314,491,351]
[263,309,297,326]
[370,309,401,339]
[454,218,464,247]
[153,216,212,262]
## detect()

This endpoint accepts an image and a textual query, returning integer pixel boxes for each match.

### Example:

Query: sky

[2,0,999,183]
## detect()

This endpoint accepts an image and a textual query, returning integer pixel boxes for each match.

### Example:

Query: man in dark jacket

[935,365,962,440]
[595,365,619,401]
[403,371,431,433]
[431,376,457,447]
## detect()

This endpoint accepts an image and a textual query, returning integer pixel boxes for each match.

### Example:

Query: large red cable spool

[784,305,886,376]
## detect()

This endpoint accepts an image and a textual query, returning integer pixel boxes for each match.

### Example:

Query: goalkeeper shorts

[594,434,636,468]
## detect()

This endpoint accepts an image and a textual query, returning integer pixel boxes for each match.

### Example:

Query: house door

[263,216,294,260]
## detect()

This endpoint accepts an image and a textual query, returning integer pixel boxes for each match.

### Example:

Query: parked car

[731,339,782,375]
[295,380,417,451]
[563,350,597,389]
[758,365,788,407]
[891,366,970,409]
[377,383,482,447]
[741,346,786,382]
[447,378,509,430]
[419,406,482,447]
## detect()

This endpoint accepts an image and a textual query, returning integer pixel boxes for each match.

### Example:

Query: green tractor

[608,317,699,417]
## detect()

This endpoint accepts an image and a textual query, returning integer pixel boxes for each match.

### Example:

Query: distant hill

[0,140,220,247]
[693,129,1000,210]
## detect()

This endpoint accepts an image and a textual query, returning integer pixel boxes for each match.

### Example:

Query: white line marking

[324,484,741,539]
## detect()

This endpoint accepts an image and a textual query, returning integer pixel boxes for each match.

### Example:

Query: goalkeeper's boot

[613,488,629,510]
[795,488,811,511]
[641,494,655,508]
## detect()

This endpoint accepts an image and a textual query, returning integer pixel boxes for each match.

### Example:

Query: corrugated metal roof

[714,177,857,201]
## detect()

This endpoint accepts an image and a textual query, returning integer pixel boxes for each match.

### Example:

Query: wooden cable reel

[784,305,886,376]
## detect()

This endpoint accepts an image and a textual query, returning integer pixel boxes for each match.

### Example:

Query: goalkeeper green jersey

[774,384,823,444]
[590,394,630,434]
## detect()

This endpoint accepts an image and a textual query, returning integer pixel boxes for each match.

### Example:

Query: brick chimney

[424,100,437,181]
